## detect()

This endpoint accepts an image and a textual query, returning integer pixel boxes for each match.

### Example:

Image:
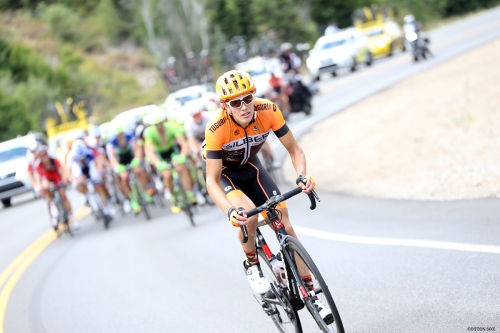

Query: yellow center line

[0,230,56,333]
[0,206,90,332]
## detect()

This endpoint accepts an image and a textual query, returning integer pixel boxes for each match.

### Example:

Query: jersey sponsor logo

[253,125,258,132]
[209,116,229,133]
[273,190,277,195]
[254,103,271,111]
[224,186,232,191]
[223,132,270,149]
[234,130,240,135]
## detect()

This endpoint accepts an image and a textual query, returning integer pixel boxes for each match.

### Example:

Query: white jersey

[184,112,212,143]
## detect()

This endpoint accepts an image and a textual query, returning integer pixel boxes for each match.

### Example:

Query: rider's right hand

[228,207,247,227]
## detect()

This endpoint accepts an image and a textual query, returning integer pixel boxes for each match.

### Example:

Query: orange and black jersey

[203,97,289,168]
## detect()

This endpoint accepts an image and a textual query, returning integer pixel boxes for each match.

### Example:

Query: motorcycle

[404,24,431,62]
[284,75,313,116]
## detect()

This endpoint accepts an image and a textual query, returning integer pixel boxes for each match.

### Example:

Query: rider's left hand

[297,175,316,194]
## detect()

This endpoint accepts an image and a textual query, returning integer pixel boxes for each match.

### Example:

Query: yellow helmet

[215,70,255,101]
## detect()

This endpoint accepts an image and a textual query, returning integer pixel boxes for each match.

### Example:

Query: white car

[306,27,372,81]
[0,132,47,208]
[164,84,218,124]
[112,104,160,133]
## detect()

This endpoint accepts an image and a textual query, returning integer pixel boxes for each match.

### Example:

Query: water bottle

[270,253,286,286]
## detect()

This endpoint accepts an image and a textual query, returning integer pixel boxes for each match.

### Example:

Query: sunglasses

[228,94,254,108]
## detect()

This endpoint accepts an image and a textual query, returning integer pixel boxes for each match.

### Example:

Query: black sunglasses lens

[229,99,242,108]
[242,95,253,104]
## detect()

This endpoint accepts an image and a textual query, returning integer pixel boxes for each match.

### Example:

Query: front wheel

[285,237,344,333]
[174,180,195,226]
[257,249,302,333]
[134,182,151,220]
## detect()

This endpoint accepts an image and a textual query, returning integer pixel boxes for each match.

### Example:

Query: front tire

[285,237,344,333]
[258,249,302,333]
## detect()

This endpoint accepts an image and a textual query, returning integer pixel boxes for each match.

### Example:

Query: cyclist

[143,110,196,213]
[27,140,41,195]
[184,101,212,161]
[67,139,113,221]
[107,125,152,214]
[35,145,79,231]
[203,69,332,322]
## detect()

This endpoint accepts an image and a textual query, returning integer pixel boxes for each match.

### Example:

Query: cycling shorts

[118,150,134,166]
[158,147,176,162]
[202,156,286,211]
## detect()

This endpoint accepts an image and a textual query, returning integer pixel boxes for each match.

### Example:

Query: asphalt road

[1,7,500,333]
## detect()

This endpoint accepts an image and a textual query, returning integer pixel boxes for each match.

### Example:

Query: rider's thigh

[161,169,172,181]
[133,166,143,177]
[277,207,299,239]
[175,163,188,174]
[119,171,129,183]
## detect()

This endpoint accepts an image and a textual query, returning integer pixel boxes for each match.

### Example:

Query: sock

[244,250,259,266]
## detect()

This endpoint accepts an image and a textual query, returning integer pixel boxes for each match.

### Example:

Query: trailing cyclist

[143,110,197,213]
[66,139,114,222]
[35,145,80,231]
[203,69,332,322]
[107,125,152,214]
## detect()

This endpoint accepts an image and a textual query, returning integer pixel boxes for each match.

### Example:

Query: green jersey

[144,122,181,152]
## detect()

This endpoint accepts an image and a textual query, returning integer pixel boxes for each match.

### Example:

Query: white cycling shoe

[244,262,271,295]
[314,299,334,325]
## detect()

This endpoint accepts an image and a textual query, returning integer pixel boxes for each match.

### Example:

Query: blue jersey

[107,132,135,156]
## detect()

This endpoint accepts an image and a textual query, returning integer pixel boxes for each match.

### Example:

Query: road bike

[158,161,195,226]
[144,162,167,208]
[86,179,112,229]
[186,155,214,206]
[126,165,151,221]
[104,169,126,217]
[241,182,344,333]
[48,182,73,237]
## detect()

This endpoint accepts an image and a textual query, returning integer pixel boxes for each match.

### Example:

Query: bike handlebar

[240,186,320,243]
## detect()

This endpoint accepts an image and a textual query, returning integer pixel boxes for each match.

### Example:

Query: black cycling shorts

[118,149,134,166]
[158,147,176,162]
[202,156,282,208]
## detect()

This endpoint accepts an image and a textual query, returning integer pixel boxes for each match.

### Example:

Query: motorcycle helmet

[404,14,415,23]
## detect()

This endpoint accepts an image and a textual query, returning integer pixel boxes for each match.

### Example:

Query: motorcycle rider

[403,14,432,59]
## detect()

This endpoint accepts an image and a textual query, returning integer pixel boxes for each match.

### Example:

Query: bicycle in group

[126,164,151,221]
[48,182,74,237]
[186,155,214,206]
[158,161,195,226]
[144,162,167,208]
[86,179,112,229]
[240,181,344,333]
[104,169,126,217]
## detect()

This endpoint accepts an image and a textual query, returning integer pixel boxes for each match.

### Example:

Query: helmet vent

[233,79,240,91]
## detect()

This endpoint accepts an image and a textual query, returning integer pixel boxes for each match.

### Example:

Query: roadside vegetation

[0,0,499,141]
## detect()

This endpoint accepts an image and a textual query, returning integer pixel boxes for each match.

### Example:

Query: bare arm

[278,131,306,177]
[175,134,189,156]
[145,142,161,166]
[278,131,316,193]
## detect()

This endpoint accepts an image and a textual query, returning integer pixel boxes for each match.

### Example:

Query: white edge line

[294,225,500,254]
